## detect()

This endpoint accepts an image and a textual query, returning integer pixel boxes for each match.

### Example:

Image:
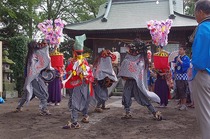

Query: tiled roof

[65,0,197,31]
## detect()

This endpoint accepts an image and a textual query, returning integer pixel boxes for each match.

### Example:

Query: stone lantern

[2,49,17,99]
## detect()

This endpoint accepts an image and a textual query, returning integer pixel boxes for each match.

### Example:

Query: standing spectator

[47,67,62,106]
[191,1,210,138]
[154,69,170,107]
[170,63,178,99]
[148,62,156,92]
[173,45,190,111]
[187,59,194,108]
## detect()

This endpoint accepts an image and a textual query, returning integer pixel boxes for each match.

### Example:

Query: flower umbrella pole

[37,18,67,72]
[37,18,67,48]
[147,19,173,72]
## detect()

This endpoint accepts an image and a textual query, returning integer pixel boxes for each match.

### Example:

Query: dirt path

[0,97,201,139]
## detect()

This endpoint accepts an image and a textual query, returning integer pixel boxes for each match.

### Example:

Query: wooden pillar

[0,41,2,97]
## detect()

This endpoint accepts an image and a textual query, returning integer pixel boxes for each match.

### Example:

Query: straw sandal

[95,107,103,113]
[62,121,81,129]
[153,111,162,121]
[121,112,132,119]
[101,106,110,110]
[14,108,23,113]
[81,115,89,123]
[40,109,51,116]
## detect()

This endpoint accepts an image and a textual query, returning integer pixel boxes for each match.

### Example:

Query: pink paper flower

[147,19,173,47]
[37,18,67,47]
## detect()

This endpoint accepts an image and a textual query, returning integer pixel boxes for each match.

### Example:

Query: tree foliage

[37,0,75,23]
[8,36,29,95]
[0,0,107,38]
[70,0,107,22]
[36,0,107,24]
[0,0,42,38]
[0,0,106,93]
[184,0,198,16]
[0,0,106,38]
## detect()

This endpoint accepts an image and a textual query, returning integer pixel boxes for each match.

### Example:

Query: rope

[87,37,153,44]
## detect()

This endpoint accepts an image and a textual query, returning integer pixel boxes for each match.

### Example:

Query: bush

[8,36,29,96]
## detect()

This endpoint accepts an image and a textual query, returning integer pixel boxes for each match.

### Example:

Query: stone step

[114,87,123,92]
[111,91,122,96]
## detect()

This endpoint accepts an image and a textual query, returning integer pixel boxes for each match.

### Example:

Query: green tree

[0,0,107,38]
[0,0,106,94]
[38,0,106,24]
[8,36,29,95]
[38,0,106,63]
[71,0,107,22]
[184,0,199,16]
[0,0,42,38]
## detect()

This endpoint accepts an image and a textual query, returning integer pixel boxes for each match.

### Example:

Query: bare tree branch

[40,5,48,13]
[55,0,64,17]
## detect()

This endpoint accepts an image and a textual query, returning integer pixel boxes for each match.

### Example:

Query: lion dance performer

[63,34,94,129]
[15,40,54,115]
[93,49,118,113]
[118,39,162,120]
